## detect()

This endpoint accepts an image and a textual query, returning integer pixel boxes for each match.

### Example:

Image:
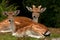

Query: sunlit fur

[0,17,48,34]
[1,16,49,38]
[0,11,50,38]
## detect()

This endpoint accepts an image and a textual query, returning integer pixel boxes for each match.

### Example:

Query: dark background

[0,0,59,28]
[8,0,32,18]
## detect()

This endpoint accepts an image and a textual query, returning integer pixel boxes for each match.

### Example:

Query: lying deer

[26,5,46,23]
[0,10,50,38]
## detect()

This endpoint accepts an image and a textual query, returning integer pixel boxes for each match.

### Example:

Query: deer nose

[8,19,13,23]
[43,31,51,37]
[9,20,11,22]
[33,16,36,18]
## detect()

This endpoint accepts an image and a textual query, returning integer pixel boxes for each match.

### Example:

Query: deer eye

[34,16,36,18]
[9,19,11,22]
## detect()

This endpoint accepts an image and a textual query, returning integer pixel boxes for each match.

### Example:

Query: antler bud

[26,6,32,12]
[32,5,36,8]
[38,5,42,9]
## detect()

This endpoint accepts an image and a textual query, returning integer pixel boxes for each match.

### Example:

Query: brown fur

[0,16,48,34]
[0,11,49,36]
[0,19,10,30]
[13,17,48,35]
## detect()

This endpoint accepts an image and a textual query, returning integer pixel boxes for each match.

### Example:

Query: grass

[50,33,60,38]
[0,33,39,40]
[0,28,60,40]
[0,33,17,40]
[49,27,60,38]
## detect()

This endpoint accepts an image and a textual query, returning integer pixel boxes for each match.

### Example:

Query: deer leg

[25,30,44,38]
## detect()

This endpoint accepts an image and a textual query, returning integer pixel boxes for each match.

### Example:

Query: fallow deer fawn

[26,5,46,23]
[0,10,50,38]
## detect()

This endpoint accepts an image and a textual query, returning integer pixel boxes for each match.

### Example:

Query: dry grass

[49,27,60,34]
[49,27,60,38]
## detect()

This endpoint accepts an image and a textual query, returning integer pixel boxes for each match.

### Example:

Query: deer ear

[14,10,20,15]
[32,5,36,8]
[3,11,8,16]
[40,7,46,13]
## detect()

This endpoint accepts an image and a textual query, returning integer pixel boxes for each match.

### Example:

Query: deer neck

[9,18,15,33]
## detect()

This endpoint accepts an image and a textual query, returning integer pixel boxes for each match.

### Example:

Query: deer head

[3,10,20,33]
[3,10,20,18]
[3,10,20,22]
[26,5,46,22]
